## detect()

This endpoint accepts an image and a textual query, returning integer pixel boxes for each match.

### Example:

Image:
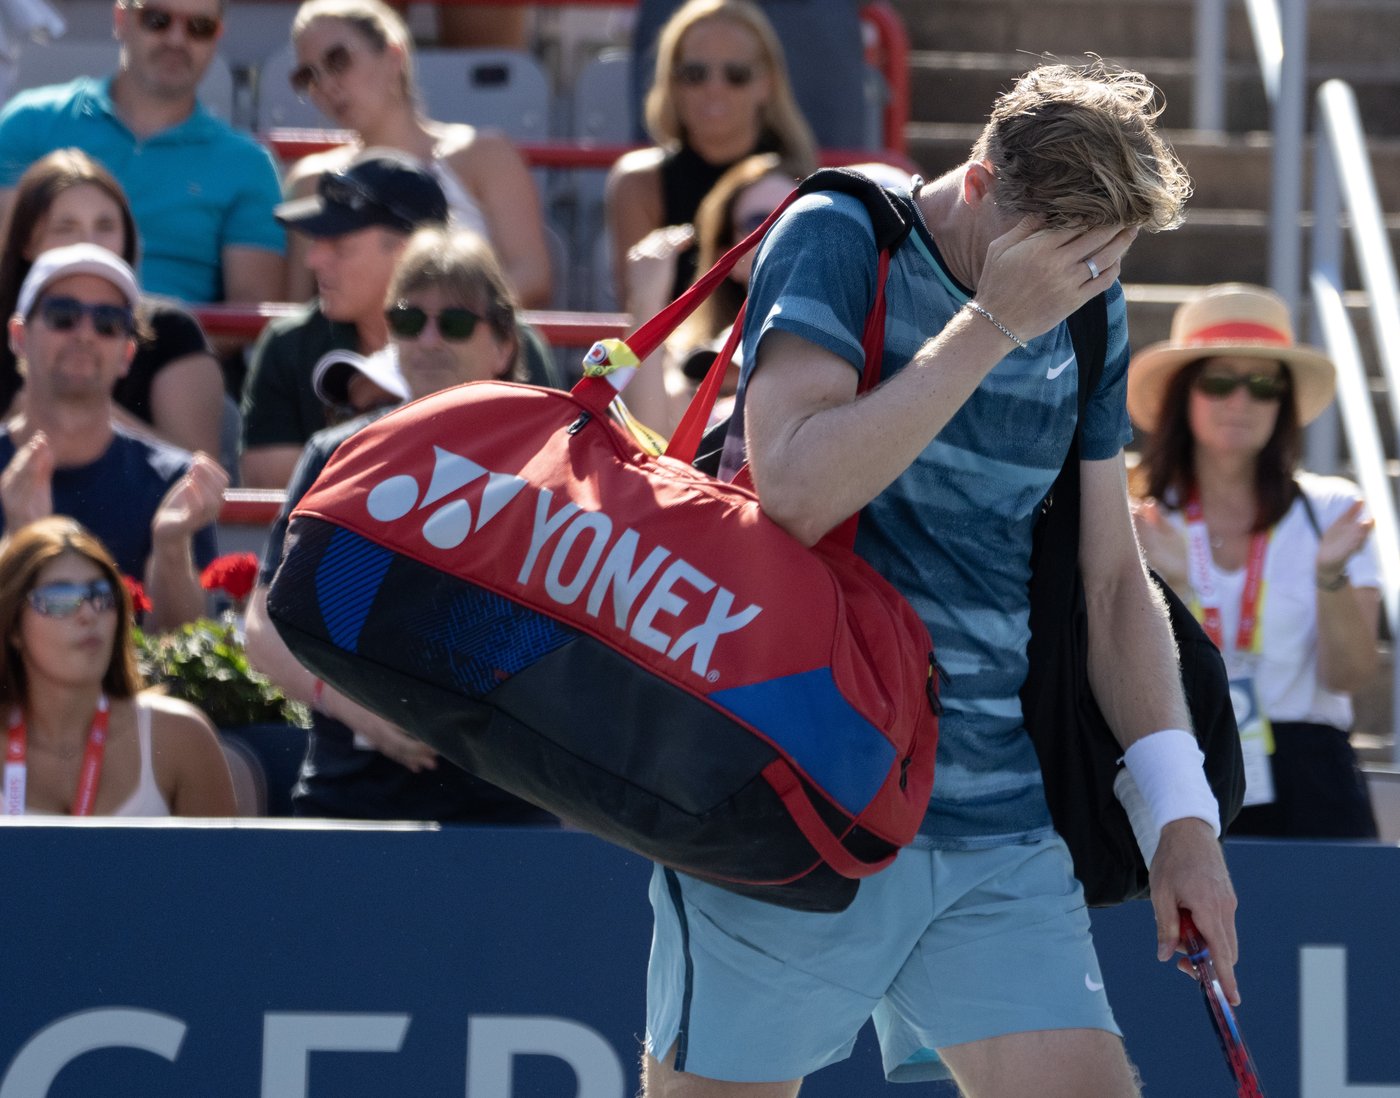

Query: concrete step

[1121,207,1400,287]
[891,0,1400,68]
[906,50,1400,137]
[907,123,1400,211]
[1121,284,1386,362]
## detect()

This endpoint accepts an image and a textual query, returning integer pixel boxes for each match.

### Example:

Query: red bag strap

[573,181,897,551]
[761,759,897,879]
[825,246,890,547]
[570,185,806,419]
[666,245,891,468]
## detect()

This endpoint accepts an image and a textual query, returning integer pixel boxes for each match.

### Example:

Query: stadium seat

[416,48,552,141]
[571,47,630,144]
[254,39,326,130]
[557,48,631,310]
[8,38,235,121]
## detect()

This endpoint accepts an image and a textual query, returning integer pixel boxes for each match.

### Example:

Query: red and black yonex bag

[267,169,938,912]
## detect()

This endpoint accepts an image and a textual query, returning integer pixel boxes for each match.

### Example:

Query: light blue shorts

[645,834,1121,1084]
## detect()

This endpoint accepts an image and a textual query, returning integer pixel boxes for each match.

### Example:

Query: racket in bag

[267,169,940,912]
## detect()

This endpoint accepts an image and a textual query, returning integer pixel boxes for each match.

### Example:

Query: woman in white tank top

[280,0,553,309]
[0,517,237,817]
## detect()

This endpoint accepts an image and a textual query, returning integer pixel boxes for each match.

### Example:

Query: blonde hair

[970,58,1191,231]
[292,0,416,102]
[679,152,796,348]
[643,0,816,175]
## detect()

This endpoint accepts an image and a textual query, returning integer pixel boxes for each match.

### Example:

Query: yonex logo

[363,445,762,678]
[365,447,529,549]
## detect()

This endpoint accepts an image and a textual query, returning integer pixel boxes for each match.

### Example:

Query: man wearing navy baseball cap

[238,149,448,488]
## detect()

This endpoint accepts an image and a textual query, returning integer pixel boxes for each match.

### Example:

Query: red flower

[200,552,259,602]
[123,575,152,615]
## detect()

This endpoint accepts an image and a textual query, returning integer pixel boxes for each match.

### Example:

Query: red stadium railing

[261,134,921,177]
[219,487,286,526]
[860,1,910,157]
[195,305,632,346]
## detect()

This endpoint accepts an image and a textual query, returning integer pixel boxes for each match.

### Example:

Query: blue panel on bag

[711,669,896,814]
[417,585,576,696]
[316,528,395,652]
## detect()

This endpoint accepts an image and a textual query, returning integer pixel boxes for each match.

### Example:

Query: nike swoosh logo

[1085,973,1105,992]
[1047,355,1075,380]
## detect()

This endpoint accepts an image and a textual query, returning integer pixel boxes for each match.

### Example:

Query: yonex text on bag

[363,445,762,680]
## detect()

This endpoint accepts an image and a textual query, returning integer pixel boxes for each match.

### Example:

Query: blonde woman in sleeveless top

[281,0,552,308]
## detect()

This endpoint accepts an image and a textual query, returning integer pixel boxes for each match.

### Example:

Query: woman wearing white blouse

[1128,283,1380,838]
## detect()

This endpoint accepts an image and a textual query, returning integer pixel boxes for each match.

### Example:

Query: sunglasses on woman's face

[734,209,774,238]
[35,296,135,339]
[27,579,118,618]
[290,43,356,96]
[674,60,758,88]
[385,303,483,342]
[128,2,221,41]
[1193,371,1289,402]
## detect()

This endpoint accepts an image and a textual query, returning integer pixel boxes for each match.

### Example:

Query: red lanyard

[3,695,111,816]
[1184,493,1269,653]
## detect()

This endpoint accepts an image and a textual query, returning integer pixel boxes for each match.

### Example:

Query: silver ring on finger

[1085,257,1101,280]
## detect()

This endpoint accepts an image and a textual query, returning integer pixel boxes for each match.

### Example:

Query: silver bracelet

[963,301,1029,350]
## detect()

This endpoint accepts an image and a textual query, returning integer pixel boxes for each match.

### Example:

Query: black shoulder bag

[1020,296,1245,906]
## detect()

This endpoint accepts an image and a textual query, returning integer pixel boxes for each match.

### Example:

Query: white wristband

[1115,729,1220,867]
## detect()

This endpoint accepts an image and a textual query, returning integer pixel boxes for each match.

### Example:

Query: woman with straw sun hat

[1128,282,1381,838]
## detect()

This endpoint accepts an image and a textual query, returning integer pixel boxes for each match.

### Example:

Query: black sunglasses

[674,60,758,88]
[290,43,356,96]
[385,303,483,342]
[734,209,774,238]
[1193,371,1289,402]
[35,296,135,339]
[27,579,118,618]
[129,2,221,41]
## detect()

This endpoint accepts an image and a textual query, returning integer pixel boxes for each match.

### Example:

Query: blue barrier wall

[1,824,1395,1097]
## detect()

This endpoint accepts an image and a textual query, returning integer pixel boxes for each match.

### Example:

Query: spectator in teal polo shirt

[0,0,285,305]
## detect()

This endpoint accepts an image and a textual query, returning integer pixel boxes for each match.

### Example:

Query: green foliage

[136,614,310,730]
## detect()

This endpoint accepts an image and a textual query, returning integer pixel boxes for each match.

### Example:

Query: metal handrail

[1308,79,1400,757]
[1193,0,1307,314]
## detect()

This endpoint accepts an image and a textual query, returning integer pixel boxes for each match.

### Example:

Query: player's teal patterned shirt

[733,189,1134,847]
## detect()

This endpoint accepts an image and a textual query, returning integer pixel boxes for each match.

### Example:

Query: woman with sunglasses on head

[605,0,815,309]
[1128,283,1381,839]
[0,149,226,460]
[279,0,552,309]
[0,516,236,816]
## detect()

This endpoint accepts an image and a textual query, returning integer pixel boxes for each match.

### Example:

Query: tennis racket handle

[1179,910,1206,953]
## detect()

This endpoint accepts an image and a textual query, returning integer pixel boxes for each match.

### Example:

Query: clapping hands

[1316,499,1373,582]
[151,452,229,544]
[0,430,55,527]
